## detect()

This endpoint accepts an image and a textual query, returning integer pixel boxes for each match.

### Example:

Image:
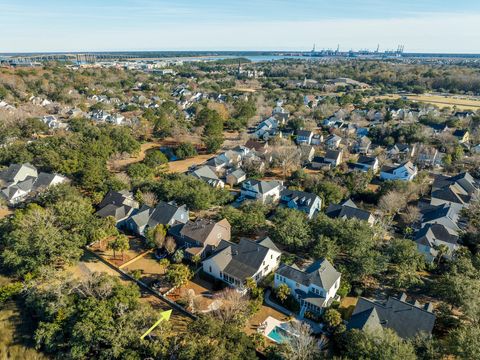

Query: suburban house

[354,136,372,154]
[428,123,449,135]
[279,189,322,219]
[311,134,324,145]
[254,117,279,140]
[299,144,315,163]
[169,218,231,260]
[350,155,379,173]
[430,172,479,209]
[348,293,435,339]
[415,223,460,263]
[311,150,343,169]
[416,146,440,168]
[326,199,375,225]
[420,204,461,233]
[226,168,247,187]
[245,139,269,156]
[387,144,416,160]
[274,259,341,316]
[202,237,282,289]
[96,190,140,226]
[125,201,189,237]
[188,165,225,188]
[0,163,67,205]
[296,130,314,145]
[380,161,418,181]
[453,129,470,144]
[325,134,342,149]
[240,179,284,204]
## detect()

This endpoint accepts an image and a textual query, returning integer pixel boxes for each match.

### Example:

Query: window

[209,266,212,273]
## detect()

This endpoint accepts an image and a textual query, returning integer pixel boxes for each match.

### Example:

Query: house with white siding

[203,237,281,290]
[274,259,341,316]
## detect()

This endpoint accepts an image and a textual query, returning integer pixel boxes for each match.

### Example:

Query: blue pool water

[267,326,286,343]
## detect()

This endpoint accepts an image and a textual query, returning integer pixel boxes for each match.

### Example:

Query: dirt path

[166,154,213,173]
[108,141,163,172]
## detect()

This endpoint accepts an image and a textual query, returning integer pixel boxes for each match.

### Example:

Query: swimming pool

[267,326,287,343]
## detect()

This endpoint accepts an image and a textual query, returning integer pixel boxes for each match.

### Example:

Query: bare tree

[280,321,321,360]
[115,172,131,188]
[378,191,407,216]
[141,191,158,207]
[272,142,302,180]
[402,205,421,225]
[164,236,177,255]
[212,288,250,324]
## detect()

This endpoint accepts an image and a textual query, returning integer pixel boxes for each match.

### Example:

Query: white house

[0,163,67,205]
[353,155,379,173]
[274,259,341,316]
[296,130,314,145]
[380,161,418,181]
[240,179,283,204]
[325,134,342,149]
[203,237,281,289]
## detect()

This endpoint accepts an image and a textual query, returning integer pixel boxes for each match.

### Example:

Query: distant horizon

[1,1,480,53]
[2,49,480,56]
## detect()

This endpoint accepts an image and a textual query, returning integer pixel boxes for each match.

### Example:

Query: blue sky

[1,0,480,53]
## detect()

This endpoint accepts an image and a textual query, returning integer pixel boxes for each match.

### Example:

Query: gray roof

[242,179,283,195]
[421,204,459,224]
[432,172,479,196]
[127,201,188,231]
[297,130,313,137]
[0,163,37,183]
[171,218,230,245]
[280,189,320,214]
[95,204,132,221]
[349,294,435,339]
[415,223,459,246]
[325,150,342,161]
[276,258,341,291]
[32,172,58,190]
[347,307,383,334]
[357,155,377,166]
[381,161,416,175]
[206,237,281,281]
[98,190,138,209]
[227,169,246,180]
[326,199,373,222]
[147,201,187,228]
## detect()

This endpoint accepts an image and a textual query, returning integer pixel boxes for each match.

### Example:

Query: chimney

[424,303,433,312]
[399,293,407,302]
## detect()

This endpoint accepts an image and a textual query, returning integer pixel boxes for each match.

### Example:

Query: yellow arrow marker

[140,309,172,340]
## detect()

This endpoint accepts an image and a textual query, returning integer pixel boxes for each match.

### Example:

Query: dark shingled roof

[276,259,340,291]
[347,307,383,334]
[326,199,373,222]
[147,201,187,228]
[415,224,459,246]
[348,294,435,339]
[206,237,281,281]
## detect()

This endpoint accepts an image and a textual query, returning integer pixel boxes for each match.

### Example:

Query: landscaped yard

[167,272,220,312]
[89,235,148,267]
[123,252,169,287]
